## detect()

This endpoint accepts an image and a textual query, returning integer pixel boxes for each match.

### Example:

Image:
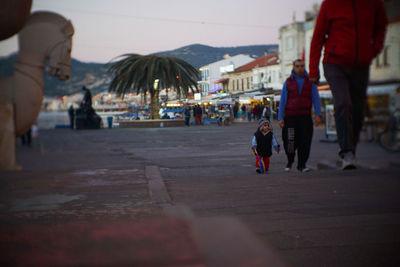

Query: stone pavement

[1,121,399,266]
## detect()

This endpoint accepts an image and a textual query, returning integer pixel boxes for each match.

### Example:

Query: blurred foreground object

[0,11,74,170]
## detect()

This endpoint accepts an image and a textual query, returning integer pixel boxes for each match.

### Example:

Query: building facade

[198,54,254,96]
[370,16,400,83]
[252,55,281,91]
[278,22,305,81]
[219,54,280,95]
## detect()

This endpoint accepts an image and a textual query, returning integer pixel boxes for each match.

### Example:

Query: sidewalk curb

[145,165,173,205]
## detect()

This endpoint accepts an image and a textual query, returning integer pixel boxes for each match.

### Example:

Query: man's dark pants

[282,115,313,170]
[184,116,190,126]
[323,63,370,157]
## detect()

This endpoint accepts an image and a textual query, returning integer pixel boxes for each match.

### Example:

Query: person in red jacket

[309,0,387,170]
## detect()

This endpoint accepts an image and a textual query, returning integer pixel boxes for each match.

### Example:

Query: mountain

[157,43,278,69]
[0,53,111,97]
[0,43,278,97]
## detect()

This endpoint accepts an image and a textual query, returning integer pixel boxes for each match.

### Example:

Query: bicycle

[378,109,400,152]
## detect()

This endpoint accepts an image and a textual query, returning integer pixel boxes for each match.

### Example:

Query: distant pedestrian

[184,106,191,126]
[278,59,322,173]
[309,0,387,170]
[257,103,263,120]
[246,105,252,121]
[251,118,280,174]
[190,106,195,125]
[20,128,32,147]
[252,105,258,120]
[195,105,203,125]
[241,104,246,119]
[262,103,272,121]
[68,105,75,129]
[233,104,239,119]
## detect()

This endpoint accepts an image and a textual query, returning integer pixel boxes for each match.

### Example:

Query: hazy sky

[0,0,322,63]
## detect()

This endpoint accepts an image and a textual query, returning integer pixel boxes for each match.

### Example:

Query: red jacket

[309,0,387,79]
[285,76,312,116]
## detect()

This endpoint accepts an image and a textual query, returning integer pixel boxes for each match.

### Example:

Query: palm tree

[108,54,199,119]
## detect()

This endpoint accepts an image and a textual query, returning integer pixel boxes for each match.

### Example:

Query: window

[383,46,389,66]
[237,80,239,91]
[376,46,390,68]
[376,56,380,68]
[202,68,209,81]
[285,36,294,50]
[247,77,250,89]
[241,79,244,90]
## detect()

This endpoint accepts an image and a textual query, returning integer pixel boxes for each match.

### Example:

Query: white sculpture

[0,11,74,170]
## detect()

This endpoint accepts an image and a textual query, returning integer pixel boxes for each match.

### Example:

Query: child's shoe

[256,168,261,174]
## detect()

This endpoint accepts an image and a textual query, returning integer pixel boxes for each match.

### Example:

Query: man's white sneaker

[301,167,311,172]
[284,163,292,172]
[342,152,356,170]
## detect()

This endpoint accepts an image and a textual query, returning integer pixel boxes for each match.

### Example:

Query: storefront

[367,83,400,114]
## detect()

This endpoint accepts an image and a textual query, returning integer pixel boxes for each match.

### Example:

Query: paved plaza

[1,121,399,266]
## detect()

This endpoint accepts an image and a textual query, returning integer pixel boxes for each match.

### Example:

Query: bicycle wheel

[378,129,400,152]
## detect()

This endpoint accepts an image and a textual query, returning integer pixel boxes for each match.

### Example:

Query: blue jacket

[278,70,322,121]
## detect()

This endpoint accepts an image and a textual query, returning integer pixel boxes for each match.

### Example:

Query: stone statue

[0,11,74,170]
[75,86,102,130]
[81,86,92,108]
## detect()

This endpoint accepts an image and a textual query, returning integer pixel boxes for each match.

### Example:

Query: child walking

[251,118,280,173]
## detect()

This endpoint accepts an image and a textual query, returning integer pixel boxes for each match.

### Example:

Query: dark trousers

[195,114,202,125]
[323,63,369,157]
[282,115,313,169]
[69,115,74,129]
[184,116,190,126]
[21,128,32,146]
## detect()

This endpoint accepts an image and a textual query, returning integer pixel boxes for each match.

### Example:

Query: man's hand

[314,115,321,127]
[279,120,284,128]
[309,77,320,85]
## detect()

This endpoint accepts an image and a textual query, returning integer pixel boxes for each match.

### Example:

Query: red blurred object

[0,0,32,41]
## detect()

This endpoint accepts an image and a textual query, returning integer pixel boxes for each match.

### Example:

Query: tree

[108,54,199,119]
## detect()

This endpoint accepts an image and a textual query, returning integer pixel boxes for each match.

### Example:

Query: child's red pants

[255,156,270,170]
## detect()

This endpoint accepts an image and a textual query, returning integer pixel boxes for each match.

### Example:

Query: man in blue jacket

[278,59,322,172]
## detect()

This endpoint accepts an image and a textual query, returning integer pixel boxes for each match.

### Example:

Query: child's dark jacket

[254,129,273,158]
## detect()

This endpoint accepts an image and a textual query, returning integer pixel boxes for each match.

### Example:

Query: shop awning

[209,87,222,93]
[216,98,234,105]
[253,94,274,101]
[244,92,263,97]
[238,96,251,104]
[316,84,400,98]
[319,90,332,99]
[214,78,229,84]
[367,84,400,95]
